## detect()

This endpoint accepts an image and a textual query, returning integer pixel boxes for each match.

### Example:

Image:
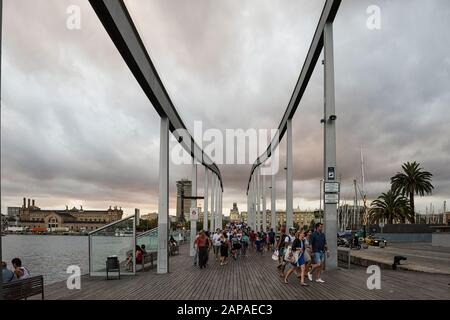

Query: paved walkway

[349,242,450,275]
[39,244,450,300]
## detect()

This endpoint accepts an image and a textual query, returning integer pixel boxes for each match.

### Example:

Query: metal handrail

[88,214,135,235]
[89,0,223,191]
[246,0,341,194]
[136,227,157,238]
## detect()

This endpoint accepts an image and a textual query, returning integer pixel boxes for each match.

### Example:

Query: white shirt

[17,267,31,280]
[213,233,221,246]
[285,235,294,244]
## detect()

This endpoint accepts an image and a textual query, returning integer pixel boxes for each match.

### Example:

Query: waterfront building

[229,207,315,230]
[240,211,248,224]
[229,203,240,222]
[7,206,21,218]
[17,198,123,232]
[141,212,158,221]
[176,179,192,222]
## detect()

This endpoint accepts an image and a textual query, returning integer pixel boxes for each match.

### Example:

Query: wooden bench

[2,275,44,300]
[140,252,157,271]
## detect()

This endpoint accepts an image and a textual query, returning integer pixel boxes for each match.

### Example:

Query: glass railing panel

[136,228,158,252]
[89,215,136,276]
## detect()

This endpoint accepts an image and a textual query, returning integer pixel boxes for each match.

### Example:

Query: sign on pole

[190,207,199,221]
[324,193,339,204]
[324,182,340,193]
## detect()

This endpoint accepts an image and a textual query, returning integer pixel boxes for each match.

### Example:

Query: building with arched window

[18,198,123,232]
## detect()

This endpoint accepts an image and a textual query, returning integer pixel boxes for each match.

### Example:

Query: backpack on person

[277,233,285,249]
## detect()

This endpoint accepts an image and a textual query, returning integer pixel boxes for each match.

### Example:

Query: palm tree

[370,188,410,224]
[391,161,434,223]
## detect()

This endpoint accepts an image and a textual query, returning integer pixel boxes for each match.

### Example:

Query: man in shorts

[308,223,329,283]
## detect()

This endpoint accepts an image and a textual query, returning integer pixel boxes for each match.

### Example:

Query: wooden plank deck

[41,244,450,300]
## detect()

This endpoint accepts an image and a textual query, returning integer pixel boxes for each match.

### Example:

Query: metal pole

[157,117,169,274]
[219,190,223,229]
[323,21,337,270]
[256,168,261,231]
[215,182,219,229]
[262,172,267,231]
[286,118,294,230]
[204,168,209,231]
[0,0,3,294]
[210,175,215,232]
[0,0,3,292]
[251,176,255,231]
[319,179,323,224]
[248,179,252,228]
[271,172,276,231]
[251,177,255,230]
[354,179,358,230]
[190,161,197,256]
[214,176,219,229]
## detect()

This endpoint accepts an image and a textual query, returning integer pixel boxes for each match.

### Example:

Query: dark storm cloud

[1,0,449,215]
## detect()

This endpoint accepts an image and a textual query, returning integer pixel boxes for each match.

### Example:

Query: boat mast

[360,146,369,231]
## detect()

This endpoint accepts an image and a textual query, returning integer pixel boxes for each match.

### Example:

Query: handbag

[271,250,279,261]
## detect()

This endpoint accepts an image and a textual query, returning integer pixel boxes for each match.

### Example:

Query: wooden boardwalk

[41,244,450,300]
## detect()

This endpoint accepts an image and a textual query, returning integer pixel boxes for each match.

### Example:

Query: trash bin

[106,256,120,280]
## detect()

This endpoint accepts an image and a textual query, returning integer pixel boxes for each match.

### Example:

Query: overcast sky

[1,0,449,217]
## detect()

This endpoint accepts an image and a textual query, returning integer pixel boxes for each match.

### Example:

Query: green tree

[370,188,410,224]
[391,161,434,223]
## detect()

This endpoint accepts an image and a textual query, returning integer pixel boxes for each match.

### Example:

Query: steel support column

[215,177,219,229]
[190,161,197,256]
[219,190,222,229]
[256,168,261,232]
[323,22,337,270]
[262,172,267,231]
[210,175,215,232]
[204,168,209,231]
[0,0,3,293]
[251,177,255,230]
[271,171,276,231]
[286,118,294,230]
[157,117,169,274]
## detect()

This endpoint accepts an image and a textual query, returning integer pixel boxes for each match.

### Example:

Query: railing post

[324,21,338,270]
[286,118,294,230]
[204,168,209,231]
[157,116,169,274]
[190,160,197,256]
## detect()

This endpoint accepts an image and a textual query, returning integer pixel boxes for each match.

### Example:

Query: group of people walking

[193,222,329,287]
[276,223,329,286]
[193,224,252,268]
